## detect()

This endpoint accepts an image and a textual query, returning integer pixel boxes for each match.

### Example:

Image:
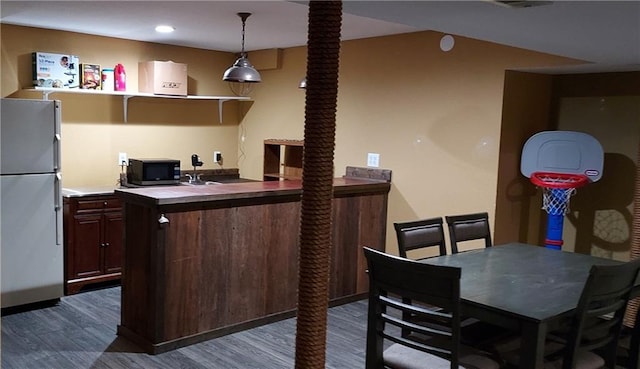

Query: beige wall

[243,32,580,255]
[557,95,640,260]
[494,71,555,246]
[2,24,582,254]
[2,25,241,187]
[494,72,640,259]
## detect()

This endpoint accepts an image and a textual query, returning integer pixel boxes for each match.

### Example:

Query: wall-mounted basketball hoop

[521,131,604,250]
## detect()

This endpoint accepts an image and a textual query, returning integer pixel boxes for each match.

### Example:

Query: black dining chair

[622,304,640,369]
[394,217,447,259]
[631,306,639,369]
[616,294,640,369]
[393,217,448,339]
[443,212,515,349]
[498,259,640,369]
[363,247,501,369]
[445,212,492,254]
[394,216,508,346]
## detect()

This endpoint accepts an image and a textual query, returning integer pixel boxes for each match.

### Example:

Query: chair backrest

[363,247,462,369]
[445,212,492,254]
[394,217,447,258]
[562,259,640,369]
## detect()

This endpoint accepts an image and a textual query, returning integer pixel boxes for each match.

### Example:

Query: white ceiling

[2,1,639,74]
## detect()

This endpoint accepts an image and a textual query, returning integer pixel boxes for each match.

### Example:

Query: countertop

[115,177,391,206]
[62,186,119,197]
[61,178,257,198]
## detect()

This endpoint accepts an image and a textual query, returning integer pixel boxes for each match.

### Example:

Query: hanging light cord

[238,12,250,58]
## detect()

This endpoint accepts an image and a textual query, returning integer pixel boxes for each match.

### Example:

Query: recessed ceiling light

[155,25,175,33]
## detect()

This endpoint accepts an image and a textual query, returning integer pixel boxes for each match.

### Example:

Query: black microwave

[127,158,181,186]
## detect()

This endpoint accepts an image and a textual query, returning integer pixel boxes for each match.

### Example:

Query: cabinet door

[103,211,123,274]
[69,213,102,279]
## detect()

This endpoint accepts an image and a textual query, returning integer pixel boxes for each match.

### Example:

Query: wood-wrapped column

[294,1,342,369]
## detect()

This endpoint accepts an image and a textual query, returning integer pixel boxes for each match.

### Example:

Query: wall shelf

[263,139,304,181]
[25,87,251,124]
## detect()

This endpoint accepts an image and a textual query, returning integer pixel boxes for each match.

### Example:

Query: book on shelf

[80,63,101,90]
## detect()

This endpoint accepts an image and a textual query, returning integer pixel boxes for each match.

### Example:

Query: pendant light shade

[223,56,261,83]
[223,12,261,96]
[298,77,307,89]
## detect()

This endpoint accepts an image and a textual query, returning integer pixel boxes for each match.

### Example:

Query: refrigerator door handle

[53,101,62,245]
[53,100,62,171]
[55,172,63,245]
[54,133,61,171]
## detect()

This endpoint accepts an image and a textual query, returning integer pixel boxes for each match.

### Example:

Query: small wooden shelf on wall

[263,139,304,181]
[23,87,251,124]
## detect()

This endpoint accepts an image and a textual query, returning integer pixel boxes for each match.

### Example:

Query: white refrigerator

[1,98,63,309]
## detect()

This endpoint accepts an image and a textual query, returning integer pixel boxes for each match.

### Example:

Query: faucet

[189,154,204,183]
[185,173,204,184]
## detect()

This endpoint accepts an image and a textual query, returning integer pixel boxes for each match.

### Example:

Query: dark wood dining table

[420,242,623,369]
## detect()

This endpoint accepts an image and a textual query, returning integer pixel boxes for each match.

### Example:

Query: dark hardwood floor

[1,286,368,369]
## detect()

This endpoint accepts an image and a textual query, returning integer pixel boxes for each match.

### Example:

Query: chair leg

[630,328,639,369]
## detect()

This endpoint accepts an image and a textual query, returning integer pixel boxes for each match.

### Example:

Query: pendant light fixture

[298,77,307,89]
[223,12,261,96]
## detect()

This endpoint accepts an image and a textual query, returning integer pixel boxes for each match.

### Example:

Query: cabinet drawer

[76,197,121,211]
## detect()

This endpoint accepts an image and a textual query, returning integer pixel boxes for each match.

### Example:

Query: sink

[180,176,258,186]
[180,181,223,186]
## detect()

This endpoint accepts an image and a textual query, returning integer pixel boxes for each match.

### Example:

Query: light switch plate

[367,153,380,167]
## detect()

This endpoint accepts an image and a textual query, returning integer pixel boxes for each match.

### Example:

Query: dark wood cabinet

[263,139,303,181]
[116,178,390,354]
[63,194,123,295]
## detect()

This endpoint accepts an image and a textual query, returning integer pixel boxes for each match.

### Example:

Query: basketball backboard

[520,130,604,182]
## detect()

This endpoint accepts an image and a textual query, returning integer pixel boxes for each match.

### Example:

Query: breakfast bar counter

[115,177,389,206]
[114,177,390,354]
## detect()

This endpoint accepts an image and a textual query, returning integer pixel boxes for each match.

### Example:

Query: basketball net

[530,172,589,250]
[531,172,589,216]
[541,187,577,216]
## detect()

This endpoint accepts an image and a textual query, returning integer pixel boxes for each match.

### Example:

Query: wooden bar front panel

[117,180,389,353]
[159,201,301,340]
[331,193,388,299]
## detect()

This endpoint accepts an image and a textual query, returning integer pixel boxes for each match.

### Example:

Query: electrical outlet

[118,152,128,166]
[213,151,222,164]
[367,153,380,168]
